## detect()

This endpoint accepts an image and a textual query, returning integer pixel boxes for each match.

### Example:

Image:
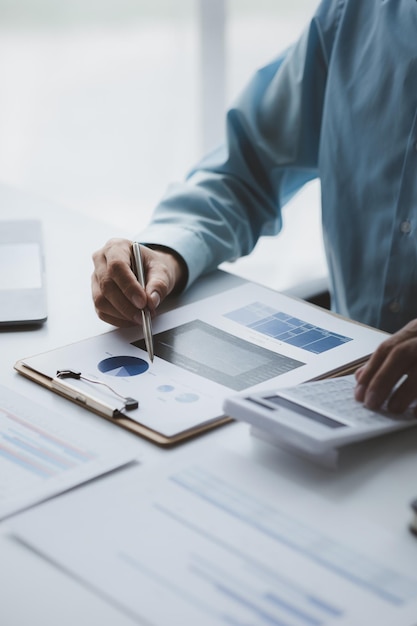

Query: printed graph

[98,355,149,377]
[0,385,138,520]
[171,466,417,607]
[0,408,95,482]
[225,302,352,354]
[133,320,304,390]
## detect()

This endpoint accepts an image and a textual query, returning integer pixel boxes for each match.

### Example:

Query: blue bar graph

[224,303,352,354]
[0,407,96,480]
[3,433,76,470]
[0,444,56,478]
[153,502,342,626]
[170,466,417,606]
[189,556,326,626]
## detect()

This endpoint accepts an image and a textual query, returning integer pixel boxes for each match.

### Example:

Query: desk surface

[2,184,417,625]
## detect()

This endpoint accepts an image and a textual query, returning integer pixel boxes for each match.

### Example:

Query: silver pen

[132,242,154,362]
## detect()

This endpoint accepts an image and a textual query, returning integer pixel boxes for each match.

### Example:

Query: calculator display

[264,395,347,429]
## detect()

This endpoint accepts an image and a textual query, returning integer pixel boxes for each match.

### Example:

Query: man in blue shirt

[92,0,417,412]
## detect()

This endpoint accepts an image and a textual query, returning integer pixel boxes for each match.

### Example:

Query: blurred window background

[0,0,326,293]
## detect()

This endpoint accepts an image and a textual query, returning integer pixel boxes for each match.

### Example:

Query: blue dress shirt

[138,0,417,333]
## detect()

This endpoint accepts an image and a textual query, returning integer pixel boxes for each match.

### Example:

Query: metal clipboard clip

[52,370,139,419]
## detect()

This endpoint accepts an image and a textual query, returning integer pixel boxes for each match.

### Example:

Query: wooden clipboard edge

[14,360,232,448]
[312,357,370,380]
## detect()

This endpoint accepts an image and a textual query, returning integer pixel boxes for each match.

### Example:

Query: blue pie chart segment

[98,356,149,377]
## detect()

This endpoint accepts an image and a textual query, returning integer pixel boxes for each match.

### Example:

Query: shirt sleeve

[137,3,338,288]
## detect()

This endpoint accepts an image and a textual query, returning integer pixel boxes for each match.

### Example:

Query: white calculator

[223,375,417,455]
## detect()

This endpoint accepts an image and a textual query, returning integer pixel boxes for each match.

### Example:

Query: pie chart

[98,356,149,377]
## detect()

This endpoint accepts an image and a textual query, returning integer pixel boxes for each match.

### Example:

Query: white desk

[2,185,417,625]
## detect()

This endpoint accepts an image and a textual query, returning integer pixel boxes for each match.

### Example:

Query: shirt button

[389,300,401,313]
[400,220,412,234]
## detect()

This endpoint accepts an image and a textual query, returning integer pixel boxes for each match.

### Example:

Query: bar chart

[225,302,352,354]
[0,385,137,519]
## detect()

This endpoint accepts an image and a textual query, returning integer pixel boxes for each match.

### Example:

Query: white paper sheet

[20,283,387,437]
[10,447,417,625]
[0,384,139,519]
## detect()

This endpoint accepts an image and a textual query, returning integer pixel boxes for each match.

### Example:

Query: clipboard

[14,360,232,447]
[13,281,388,448]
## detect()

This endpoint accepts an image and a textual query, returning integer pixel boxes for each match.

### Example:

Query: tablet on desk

[223,375,417,457]
[0,220,47,326]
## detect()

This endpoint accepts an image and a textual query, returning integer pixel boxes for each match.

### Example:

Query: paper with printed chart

[10,446,417,625]
[16,282,387,442]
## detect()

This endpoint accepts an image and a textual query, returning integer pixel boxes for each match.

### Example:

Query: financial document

[18,282,388,438]
[10,447,417,625]
[0,385,139,519]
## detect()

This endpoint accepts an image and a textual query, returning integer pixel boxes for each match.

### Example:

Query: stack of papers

[10,447,417,625]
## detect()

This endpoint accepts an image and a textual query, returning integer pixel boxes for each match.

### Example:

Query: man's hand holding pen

[91,238,187,329]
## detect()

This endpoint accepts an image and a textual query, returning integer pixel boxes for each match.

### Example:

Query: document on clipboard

[14,282,388,446]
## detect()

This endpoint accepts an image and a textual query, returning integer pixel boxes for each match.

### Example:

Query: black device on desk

[0,220,47,326]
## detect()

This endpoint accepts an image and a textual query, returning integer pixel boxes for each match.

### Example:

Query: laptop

[0,219,47,326]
